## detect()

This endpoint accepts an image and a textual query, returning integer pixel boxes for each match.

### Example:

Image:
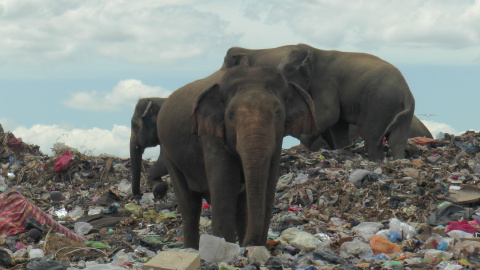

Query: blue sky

[1,0,479,159]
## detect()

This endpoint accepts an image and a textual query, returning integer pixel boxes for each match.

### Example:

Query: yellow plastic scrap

[318,154,325,160]
[458,259,470,266]
[124,202,142,217]
[156,212,177,222]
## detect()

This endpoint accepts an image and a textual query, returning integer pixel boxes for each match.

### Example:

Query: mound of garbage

[1,125,480,269]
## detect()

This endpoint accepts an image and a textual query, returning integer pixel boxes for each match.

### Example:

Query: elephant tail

[377,94,415,147]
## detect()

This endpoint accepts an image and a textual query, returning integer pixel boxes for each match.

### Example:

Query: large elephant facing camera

[130,98,169,199]
[157,57,317,248]
[223,44,415,160]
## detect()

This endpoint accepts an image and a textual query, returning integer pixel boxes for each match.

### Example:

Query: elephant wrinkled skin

[130,98,169,199]
[223,44,415,160]
[157,59,317,248]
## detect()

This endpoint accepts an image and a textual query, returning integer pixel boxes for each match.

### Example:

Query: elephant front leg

[203,138,244,244]
[166,162,203,249]
[207,163,243,244]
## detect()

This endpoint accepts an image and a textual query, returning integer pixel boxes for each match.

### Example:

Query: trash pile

[1,124,480,269]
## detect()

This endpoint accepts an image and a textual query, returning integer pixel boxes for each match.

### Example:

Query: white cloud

[12,124,132,158]
[254,1,480,50]
[422,120,460,138]
[63,79,171,111]
[0,0,240,66]
[3,0,480,68]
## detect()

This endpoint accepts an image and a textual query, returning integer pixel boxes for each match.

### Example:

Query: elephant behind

[130,98,169,199]
[223,44,415,160]
[309,115,433,151]
[157,58,316,248]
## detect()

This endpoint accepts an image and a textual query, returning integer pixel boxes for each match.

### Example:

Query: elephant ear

[284,82,318,138]
[191,84,225,140]
[299,50,314,80]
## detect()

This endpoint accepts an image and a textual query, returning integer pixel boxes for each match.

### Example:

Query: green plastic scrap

[142,235,183,247]
[84,241,111,249]
[382,261,403,267]
[437,201,451,209]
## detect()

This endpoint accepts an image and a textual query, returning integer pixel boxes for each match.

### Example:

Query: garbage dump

[1,126,480,269]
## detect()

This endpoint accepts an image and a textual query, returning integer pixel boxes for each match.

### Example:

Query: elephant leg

[320,129,335,149]
[329,121,350,149]
[147,152,169,199]
[203,138,243,243]
[235,190,247,244]
[300,130,333,151]
[299,133,316,149]
[358,123,385,161]
[165,160,202,249]
[207,164,242,243]
[387,121,411,159]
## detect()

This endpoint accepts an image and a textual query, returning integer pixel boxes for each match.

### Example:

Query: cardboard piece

[143,251,200,270]
[445,185,480,204]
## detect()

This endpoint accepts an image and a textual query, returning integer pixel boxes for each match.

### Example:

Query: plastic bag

[54,151,74,173]
[388,218,417,239]
[369,235,402,257]
[339,238,374,260]
[353,222,383,241]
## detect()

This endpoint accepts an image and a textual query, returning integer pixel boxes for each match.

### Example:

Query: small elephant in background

[130,98,169,200]
[309,115,432,151]
[223,43,415,161]
[157,57,317,249]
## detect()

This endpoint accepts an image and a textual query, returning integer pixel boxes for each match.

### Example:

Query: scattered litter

[1,126,480,269]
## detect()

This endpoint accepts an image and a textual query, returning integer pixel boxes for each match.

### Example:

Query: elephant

[223,44,415,160]
[156,57,317,249]
[130,98,169,200]
[308,115,432,151]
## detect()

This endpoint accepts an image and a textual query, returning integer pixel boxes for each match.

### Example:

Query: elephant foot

[133,192,143,200]
[152,181,169,200]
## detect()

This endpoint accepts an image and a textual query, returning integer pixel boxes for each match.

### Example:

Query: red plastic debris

[8,137,23,148]
[202,202,210,209]
[54,151,74,173]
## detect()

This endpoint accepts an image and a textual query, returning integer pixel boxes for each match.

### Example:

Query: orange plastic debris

[369,235,403,257]
[410,137,437,145]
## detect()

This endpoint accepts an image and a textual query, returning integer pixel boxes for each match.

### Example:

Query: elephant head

[190,62,317,246]
[277,45,315,94]
[130,98,165,198]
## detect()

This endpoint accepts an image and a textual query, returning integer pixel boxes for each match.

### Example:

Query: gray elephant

[130,98,169,199]
[309,115,432,151]
[223,44,415,160]
[157,57,316,248]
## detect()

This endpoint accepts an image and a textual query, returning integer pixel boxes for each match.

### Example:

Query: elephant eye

[275,109,281,117]
[228,112,235,120]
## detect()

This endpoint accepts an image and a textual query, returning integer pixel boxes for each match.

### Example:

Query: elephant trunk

[130,132,145,198]
[238,128,275,246]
